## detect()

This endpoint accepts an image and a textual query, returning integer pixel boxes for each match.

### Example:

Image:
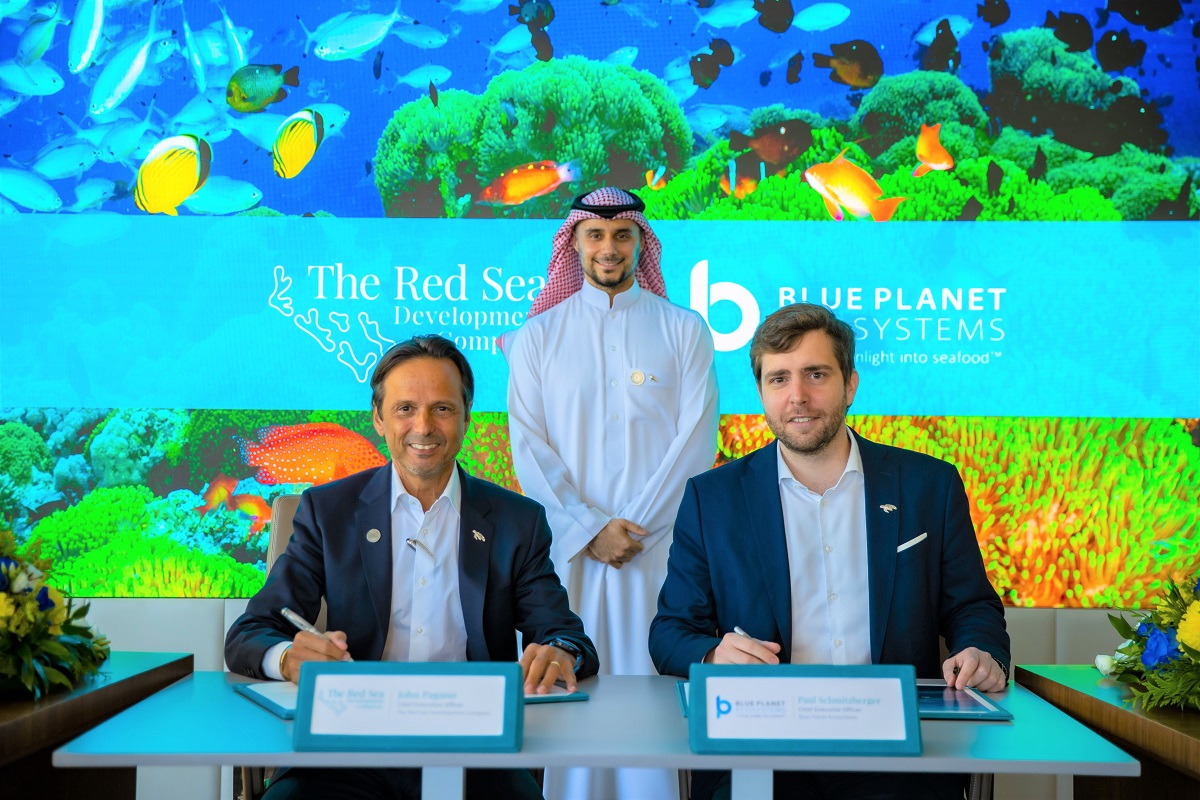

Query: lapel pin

[366,528,382,542]
[473,530,486,542]
[879,504,897,513]
[630,370,645,386]
[649,374,658,382]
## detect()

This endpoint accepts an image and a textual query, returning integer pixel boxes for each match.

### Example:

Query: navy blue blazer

[649,433,1008,679]
[225,464,598,679]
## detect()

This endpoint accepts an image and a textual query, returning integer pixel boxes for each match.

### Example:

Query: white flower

[1094,654,1117,675]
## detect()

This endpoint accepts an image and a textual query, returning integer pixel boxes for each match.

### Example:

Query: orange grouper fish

[479,159,581,205]
[236,422,387,485]
[913,123,955,177]
[194,473,239,515]
[230,494,272,537]
[803,148,905,221]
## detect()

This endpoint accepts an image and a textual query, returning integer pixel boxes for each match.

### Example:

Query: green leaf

[1108,613,1136,640]
[39,640,70,660]
[43,665,73,690]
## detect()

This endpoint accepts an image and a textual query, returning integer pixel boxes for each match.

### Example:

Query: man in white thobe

[505,188,719,800]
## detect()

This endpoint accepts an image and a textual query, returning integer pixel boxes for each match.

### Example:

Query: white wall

[84,600,1128,800]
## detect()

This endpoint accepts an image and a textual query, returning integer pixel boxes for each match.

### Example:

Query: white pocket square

[896,533,928,553]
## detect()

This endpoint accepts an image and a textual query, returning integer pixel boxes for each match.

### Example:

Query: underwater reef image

[1,408,1197,606]
[0,0,1196,219]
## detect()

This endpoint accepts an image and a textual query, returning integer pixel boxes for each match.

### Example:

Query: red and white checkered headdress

[526,187,667,318]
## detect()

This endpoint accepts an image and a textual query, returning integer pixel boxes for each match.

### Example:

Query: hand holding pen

[707,625,782,666]
[278,607,352,682]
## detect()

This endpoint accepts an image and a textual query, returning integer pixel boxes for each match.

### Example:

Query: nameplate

[688,664,922,756]
[294,662,523,752]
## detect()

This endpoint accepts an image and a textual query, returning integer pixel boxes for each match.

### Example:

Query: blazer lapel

[743,443,793,656]
[355,465,396,641]
[857,433,900,664]
[457,468,493,662]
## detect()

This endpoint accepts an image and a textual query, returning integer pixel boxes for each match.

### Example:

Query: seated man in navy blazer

[226,334,598,800]
[649,304,1009,800]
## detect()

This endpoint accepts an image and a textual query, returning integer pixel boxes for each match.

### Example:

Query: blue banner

[2,217,1196,416]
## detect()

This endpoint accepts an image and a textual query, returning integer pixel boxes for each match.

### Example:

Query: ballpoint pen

[406,537,435,559]
[279,607,354,661]
[733,626,754,640]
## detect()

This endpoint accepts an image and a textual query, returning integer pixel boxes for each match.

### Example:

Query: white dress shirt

[778,430,873,666]
[261,467,467,679]
[381,466,468,663]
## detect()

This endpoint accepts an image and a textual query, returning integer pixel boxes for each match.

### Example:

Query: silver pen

[406,537,435,559]
[733,626,754,640]
[280,607,354,661]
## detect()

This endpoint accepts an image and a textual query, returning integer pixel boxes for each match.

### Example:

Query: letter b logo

[715,695,731,719]
[690,260,760,352]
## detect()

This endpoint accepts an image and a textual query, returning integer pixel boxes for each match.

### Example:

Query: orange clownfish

[803,148,905,221]
[236,422,387,485]
[479,159,581,205]
[194,473,239,516]
[230,494,272,537]
[719,153,781,200]
[719,171,759,200]
[645,166,667,190]
[913,123,955,177]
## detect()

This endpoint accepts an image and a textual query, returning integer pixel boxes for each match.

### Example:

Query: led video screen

[1,0,1197,604]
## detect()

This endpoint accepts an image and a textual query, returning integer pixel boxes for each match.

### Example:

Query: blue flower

[1194,577,1200,595]
[36,585,54,612]
[1137,621,1154,638]
[1140,625,1180,669]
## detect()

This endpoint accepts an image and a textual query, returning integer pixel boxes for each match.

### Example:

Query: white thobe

[507,280,719,800]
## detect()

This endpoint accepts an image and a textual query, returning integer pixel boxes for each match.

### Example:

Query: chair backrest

[265,493,327,630]
[267,494,302,574]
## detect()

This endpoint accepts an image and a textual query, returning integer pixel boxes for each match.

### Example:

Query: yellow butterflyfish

[272,109,325,179]
[134,134,211,216]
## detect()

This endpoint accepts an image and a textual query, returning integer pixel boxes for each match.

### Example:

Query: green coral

[50,531,265,598]
[468,57,692,218]
[25,485,154,562]
[0,422,50,483]
[875,122,983,177]
[1046,145,1199,221]
[987,127,1089,173]
[748,104,833,134]
[637,127,870,222]
[88,409,190,488]
[849,72,986,157]
[375,89,482,217]
[881,156,1119,221]
[989,27,1140,109]
[237,208,337,217]
[614,64,694,176]
[878,169,976,222]
[458,412,518,491]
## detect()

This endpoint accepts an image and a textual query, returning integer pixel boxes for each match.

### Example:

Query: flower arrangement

[0,529,110,699]
[1096,572,1200,712]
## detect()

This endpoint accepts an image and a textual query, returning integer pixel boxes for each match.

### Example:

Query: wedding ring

[548,660,561,670]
